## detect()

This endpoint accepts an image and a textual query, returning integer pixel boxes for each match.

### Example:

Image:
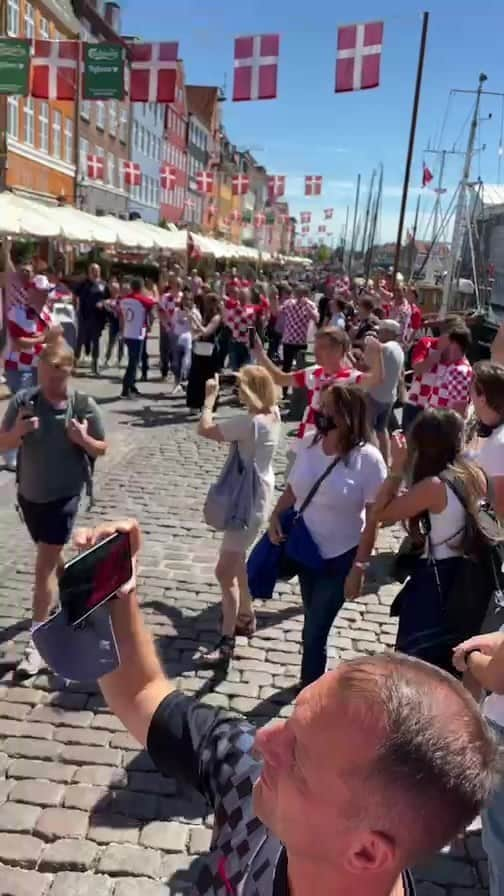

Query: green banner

[83,43,124,100]
[242,210,252,224]
[0,38,30,96]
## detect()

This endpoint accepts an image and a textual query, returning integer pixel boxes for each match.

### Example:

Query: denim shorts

[18,494,80,546]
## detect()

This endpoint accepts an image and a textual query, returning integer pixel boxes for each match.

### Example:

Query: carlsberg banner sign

[83,43,124,100]
[0,39,30,96]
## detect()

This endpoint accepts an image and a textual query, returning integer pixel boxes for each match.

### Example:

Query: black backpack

[441,473,504,641]
[16,387,96,509]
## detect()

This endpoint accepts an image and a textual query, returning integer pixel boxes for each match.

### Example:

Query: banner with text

[0,38,30,96]
[83,43,125,100]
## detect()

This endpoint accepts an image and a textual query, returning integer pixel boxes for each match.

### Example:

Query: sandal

[234,613,257,638]
[196,636,235,669]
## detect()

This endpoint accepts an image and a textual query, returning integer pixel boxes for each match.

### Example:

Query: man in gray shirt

[368,320,404,465]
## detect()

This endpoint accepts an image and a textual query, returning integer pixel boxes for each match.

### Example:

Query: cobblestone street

[0,356,491,895]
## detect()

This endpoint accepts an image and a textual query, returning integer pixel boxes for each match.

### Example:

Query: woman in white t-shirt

[197,366,281,667]
[269,383,387,687]
[472,361,504,517]
[171,293,201,395]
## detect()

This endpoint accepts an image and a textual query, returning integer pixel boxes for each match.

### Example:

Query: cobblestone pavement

[0,352,491,895]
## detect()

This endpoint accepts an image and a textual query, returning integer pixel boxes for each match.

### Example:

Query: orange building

[1,0,79,203]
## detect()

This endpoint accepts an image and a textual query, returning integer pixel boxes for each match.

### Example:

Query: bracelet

[464,648,482,668]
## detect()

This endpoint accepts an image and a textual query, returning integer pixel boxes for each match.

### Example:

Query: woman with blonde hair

[197,365,281,666]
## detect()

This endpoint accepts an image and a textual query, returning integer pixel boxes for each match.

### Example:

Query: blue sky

[122,0,504,242]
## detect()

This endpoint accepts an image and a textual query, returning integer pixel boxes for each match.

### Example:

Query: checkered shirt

[5,302,53,372]
[293,365,363,440]
[390,300,412,344]
[281,298,318,345]
[430,357,473,412]
[159,291,180,331]
[406,338,439,408]
[224,299,256,344]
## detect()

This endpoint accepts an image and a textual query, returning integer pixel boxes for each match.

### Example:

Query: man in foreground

[76,519,499,896]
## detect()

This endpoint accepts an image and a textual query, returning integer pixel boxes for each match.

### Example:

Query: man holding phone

[0,336,107,678]
[58,519,498,896]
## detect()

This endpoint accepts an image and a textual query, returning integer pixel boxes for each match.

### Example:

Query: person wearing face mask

[269,383,387,687]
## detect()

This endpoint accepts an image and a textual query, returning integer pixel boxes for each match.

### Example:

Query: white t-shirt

[218,411,281,524]
[478,424,504,478]
[289,438,387,558]
[120,294,155,340]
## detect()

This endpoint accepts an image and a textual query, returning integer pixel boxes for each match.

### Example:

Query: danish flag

[232,173,249,195]
[254,212,266,227]
[129,42,178,103]
[31,40,79,100]
[230,209,242,223]
[268,175,285,199]
[300,212,312,224]
[233,34,280,102]
[185,198,195,208]
[196,171,214,194]
[160,164,176,191]
[324,208,334,219]
[122,161,141,187]
[335,22,384,93]
[305,176,322,196]
[87,154,104,180]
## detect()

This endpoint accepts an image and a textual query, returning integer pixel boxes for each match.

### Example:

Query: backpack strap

[15,387,42,489]
[298,456,342,516]
[71,390,95,510]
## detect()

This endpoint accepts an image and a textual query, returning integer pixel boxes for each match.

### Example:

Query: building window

[81,98,90,121]
[79,137,88,175]
[39,101,49,152]
[95,146,104,181]
[52,109,61,158]
[109,101,117,137]
[7,95,19,139]
[133,120,139,150]
[39,16,49,38]
[107,152,115,186]
[145,130,151,158]
[119,107,128,143]
[7,0,19,35]
[96,101,105,130]
[24,2,34,38]
[140,126,145,153]
[23,97,34,146]
[118,162,124,193]
[64,117,73,163]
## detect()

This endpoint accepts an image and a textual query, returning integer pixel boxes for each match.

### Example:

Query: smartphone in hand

[59,531,132,627]
[248,326,256,350]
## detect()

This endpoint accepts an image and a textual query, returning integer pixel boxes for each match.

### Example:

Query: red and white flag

[232,173,249,195]
[160,164,176,191]
[31,40,79,100]
[335,21,384,93]
[233,34,280,102]
[129,42,178,103]
[268,175,285,199]
[185,197,195,208]
[254,212,266,227]
[230,209,242,223]
[87,154,104,180]
[305,176,322,196]
[196,171,214,194]
[122,161,141,187]
[324,208,334,219]
[318,225,326,233]
[300,211,312,224]
[422,163,434,188]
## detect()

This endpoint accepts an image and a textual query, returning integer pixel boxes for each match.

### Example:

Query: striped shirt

[5,302,53,372]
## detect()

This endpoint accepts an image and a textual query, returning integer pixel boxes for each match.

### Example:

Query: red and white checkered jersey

[5,302,53,372]
[159,291,181,330]
[6,271,30,310]
[224,299,256,344]
[430,357,473,412]
[282,298,318,345]
[406,337,439,407]
[293,364,363,440]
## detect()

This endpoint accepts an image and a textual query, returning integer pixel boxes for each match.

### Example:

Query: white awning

[0,193,61,238]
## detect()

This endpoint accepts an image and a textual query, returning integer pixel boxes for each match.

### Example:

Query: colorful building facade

[160,61,187,225]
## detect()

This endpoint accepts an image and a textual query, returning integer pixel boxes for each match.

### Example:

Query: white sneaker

[171,384,183,396]
[16,641,46,680]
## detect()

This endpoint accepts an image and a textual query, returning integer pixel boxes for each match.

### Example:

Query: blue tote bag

[247,456,342,600]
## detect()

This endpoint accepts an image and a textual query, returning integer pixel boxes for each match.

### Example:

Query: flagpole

[348,174,361,277]
[392,10,430,286]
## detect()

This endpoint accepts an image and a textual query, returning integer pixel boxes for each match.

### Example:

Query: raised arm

[253,335,296,387]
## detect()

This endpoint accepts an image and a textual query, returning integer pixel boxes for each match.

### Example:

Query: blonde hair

[39,334,74,370]
[236,365,277,413]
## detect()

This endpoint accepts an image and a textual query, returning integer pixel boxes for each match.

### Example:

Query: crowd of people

[3,240,504,894]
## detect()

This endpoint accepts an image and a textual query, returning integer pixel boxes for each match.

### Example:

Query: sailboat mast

[432,149,446,243]
[441,72,487,311]
[348,174,361,276]
[360,170,376,258]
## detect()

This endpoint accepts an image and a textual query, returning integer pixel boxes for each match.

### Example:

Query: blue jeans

[3,368,37,467]
[174,332,192,384]
[482,719,504,895]
[229,340,250,372]
[298,547,357,686]
[122,338,142,395]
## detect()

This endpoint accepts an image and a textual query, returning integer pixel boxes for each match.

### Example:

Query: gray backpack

[204,419,260,532]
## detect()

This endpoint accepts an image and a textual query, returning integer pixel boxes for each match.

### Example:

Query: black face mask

[313,410,338,435]
[477,420,502,438]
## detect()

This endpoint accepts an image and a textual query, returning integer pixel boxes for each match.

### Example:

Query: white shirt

[478,424,504,479]
[120,294,155,341]
[289,438,387,558]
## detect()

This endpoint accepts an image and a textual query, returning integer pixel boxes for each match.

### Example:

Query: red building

[160,61,188,225]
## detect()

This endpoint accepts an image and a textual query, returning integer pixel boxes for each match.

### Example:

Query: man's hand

[67,418,88,448]
[14,410,39,439]
[74,519,141,598]
[453,632,504,673]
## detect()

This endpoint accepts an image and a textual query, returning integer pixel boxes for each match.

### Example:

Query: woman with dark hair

[269,383,387,686]
[186,293,222,412]
[472,361,504,518]
[372,410,486,673]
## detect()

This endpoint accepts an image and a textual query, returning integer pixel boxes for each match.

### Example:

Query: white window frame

[109,100,117,137]
[7,95,19,139]
[81,98,90,121]
[52,109,61,159]
[119,107,128,143]
[145,130,151,158]
[7,0,19,35]
[79,137,89,176]
[96,101,105,130]
[23,97,34,146]
[24,1,34,38]
[107,152,115,186]
[39,16,50,38]
[95,145,105,181]
[64,117,73,163]
[39,101,49,152]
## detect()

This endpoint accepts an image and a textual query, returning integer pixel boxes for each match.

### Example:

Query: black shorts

[18,495,80,546]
